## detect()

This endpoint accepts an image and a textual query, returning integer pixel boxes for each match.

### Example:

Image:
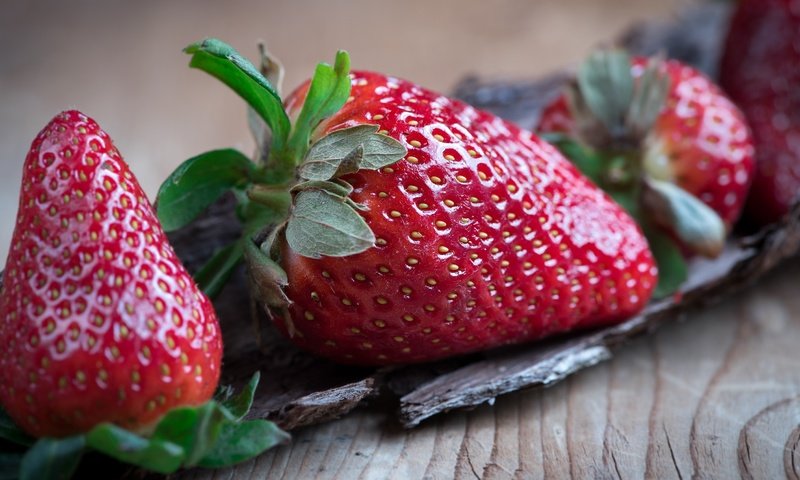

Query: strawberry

[0,110,222,438]
[536,51,755,294]
[720,0,800,225]
[162,39,656,367]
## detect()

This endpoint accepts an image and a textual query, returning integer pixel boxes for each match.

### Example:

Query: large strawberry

[0,111,287,476]
[537,51,754,294]
[160,39,656,366]
[720,0,800,225]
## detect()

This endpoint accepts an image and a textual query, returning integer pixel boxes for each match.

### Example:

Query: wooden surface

[5,1,800,479]
[175,260,800,479]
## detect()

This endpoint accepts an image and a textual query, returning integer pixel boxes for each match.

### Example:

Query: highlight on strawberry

[158,39,657,366]
[0,111,288,479]
[536,50,755,297]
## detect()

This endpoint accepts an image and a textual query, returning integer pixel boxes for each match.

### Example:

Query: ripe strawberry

[537,52,753,264]
[273,73,657,365]
[169,39,656,367]
[720,0,800,225]
[0,110,222,437]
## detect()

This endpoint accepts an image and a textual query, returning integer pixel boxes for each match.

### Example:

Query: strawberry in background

[720,0,800,225]
[537,51,755,296]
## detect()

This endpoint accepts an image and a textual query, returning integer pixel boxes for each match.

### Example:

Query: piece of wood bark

[155,1,800,433]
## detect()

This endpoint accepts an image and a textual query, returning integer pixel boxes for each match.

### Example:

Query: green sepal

[285,189,375,259]
[646,226,689,299]
[193,242,244,299]
[19,436,84,480]
[0,409,34,447]
[291,180,354,198]
[156,149,256,232]
[626,54,670,138]
[184,39,291,162]
[286,50,352,162]
[197,419,289,469]
[576,49,634,140]
[221,372,260,421]
[299,124,407,181]
[542,133,605,186]
[244,238,290,308]
[642,176,726,258]
[86,425,184,474]
[152,403,228,467]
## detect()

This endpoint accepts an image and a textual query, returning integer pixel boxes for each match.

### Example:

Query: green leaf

[577,49,634,137]
[245,238,290,308]
[198,420,289,468]
[0,453,23,480]
[156,149,256,232]
[546,135,605,185]
[647,227,689,299]
[194,242,244,299]
[19,436,85,480]
[152,403,228,467]
[642,177,726,258]
[291,180,354,198]
[221,373,260,421]
[627,54,670,137]
[299,125,407,181]
[85,424,184,474]
[185,39,291,156]
[285,189,375,258]
[0,409,34,447]
[287,51,352,161]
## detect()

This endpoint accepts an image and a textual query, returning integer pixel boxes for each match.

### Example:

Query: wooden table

[170,260,800,479]
[5,1,800,478]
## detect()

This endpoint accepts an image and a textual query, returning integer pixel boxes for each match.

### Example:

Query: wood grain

[172,260,800,479]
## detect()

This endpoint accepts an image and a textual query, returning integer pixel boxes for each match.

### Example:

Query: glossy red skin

[721,0,800,225]
[0,111,222,437]
[538,58,755,229]
[274,72,657,366]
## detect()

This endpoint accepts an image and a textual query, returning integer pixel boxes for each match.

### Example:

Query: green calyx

[0,373,290,479]
[158,38,407,300]
[543,49,727,298]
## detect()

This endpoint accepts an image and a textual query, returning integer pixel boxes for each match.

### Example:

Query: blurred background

[0,0,693,260]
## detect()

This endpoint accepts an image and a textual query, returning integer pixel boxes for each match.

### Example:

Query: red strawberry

[271,72,657,365]
[720,0,800,225]
[537,52,754,261]
[171,40,656,367]
[0,110,222,437]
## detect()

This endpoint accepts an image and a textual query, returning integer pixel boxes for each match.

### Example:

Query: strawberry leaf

[299,125,407,181]
[577,49,634,138]
[156,149,256,232]
[291,180,354,198]
[19,436,84,480]
[197,419,289,468]
[285,189,375,258]
[646,227,688,299]
[221,372,260,421]
[86,424,185,473]
[0,409,34,447]
[194,242,244,299]
[642,176,726,258]
[541,133,605,186]
[185,39,290,159]
[153,403,227,467]
[286,51,352,161]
